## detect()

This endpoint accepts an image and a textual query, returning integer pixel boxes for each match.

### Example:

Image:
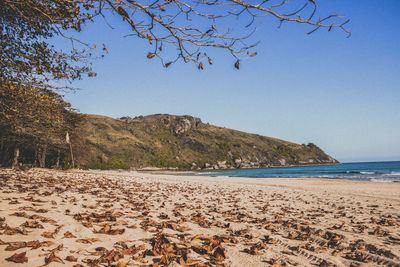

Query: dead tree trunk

[34,144,38,167]
[39,143,47,168]
[56,149,60,169]
[69,142,75,169]
[12,147,19,168]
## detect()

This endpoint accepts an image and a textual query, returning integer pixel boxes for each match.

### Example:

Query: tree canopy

[0,82,82,167]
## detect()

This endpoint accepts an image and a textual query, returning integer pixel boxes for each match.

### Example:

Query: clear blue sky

[64,0,400,163]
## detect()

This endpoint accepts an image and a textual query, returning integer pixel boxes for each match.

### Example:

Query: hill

[73,114,338,170]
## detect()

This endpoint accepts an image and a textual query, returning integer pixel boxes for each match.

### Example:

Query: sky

[63,0,400,163]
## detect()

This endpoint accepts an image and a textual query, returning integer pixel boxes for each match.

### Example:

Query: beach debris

[63,231,77,238]
[4,240,54,251]
[65,255,78,262]
[41,225,63,238]
[44,252,64,265]
[93,224,125,235]
[1,224,28,235]
[21,220,44,229]
[243,240,267,255]
[5,251,28,263]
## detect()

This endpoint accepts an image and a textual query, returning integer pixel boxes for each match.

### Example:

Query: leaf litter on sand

[1,168,400,267]
[5,251,28,263]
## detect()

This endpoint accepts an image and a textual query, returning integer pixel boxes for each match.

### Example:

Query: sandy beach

[0,168,399,267]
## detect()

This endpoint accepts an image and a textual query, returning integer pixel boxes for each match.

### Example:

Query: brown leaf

[157,3,166,11]
[234,60,240,69]
[45,252,64,265]
[6,242,27,251]
[213,246,225,261]
[27,240,41,249]
[116,262,127,267]
[65,255,78,262]
[191,245,207,255]
[198,62,204,70]
[64,231,76,238]
[208,57,213,65]
[22,220,44,228]
[40,241,55,247]
[147,52,156,59]
[42,232,55,238]
[6,252,28,263]
[76,238,100,244]
[3,226,28,235]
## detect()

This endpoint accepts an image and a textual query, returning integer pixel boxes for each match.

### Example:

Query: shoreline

[136,162,341,173]
[1,168,399,266]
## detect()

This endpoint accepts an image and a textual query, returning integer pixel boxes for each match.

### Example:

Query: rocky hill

[73,114,338,170]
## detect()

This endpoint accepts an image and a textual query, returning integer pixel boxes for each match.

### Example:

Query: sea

[194,161,400,182]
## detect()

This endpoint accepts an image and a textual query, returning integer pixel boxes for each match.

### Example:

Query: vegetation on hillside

[74,114,338,170]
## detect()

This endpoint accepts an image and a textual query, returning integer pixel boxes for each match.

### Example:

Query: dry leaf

[45,252,64,265]
[64,231,77,238]
[6,252,28,263]
[234,60,240,69]
[65,255,78,262]
[147,52,156,59]
[116,261,127,267]
[157,4,166,11]
[198,62,204,70]
[76,238,101,244]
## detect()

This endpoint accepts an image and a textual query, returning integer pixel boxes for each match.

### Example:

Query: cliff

[73,114,338,170]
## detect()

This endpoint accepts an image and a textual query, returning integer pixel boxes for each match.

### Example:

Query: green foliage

[216,140,230,153]
[62,157,72,170]
[276,146,298,160]
[91,156,129,170]
[0,0,98,89]
[301,143,322,153]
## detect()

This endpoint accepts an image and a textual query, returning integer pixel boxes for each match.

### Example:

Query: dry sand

[0,168,399,267]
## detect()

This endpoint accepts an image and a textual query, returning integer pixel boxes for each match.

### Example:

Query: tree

[0,0,97,90]
[1,0,90,167]
[0,82,82,167]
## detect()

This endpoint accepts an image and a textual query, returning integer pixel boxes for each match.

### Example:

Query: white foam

[370,178,397,183]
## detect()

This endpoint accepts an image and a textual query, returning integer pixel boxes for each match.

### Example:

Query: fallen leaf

[6,252,28,263]
[76,238,101,244]
[64,231,77,238]
[116,261,126,267]
[65,255,78,262]
[45,252,64,265]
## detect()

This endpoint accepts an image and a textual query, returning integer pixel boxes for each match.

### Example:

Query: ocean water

[195,161,400,182]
